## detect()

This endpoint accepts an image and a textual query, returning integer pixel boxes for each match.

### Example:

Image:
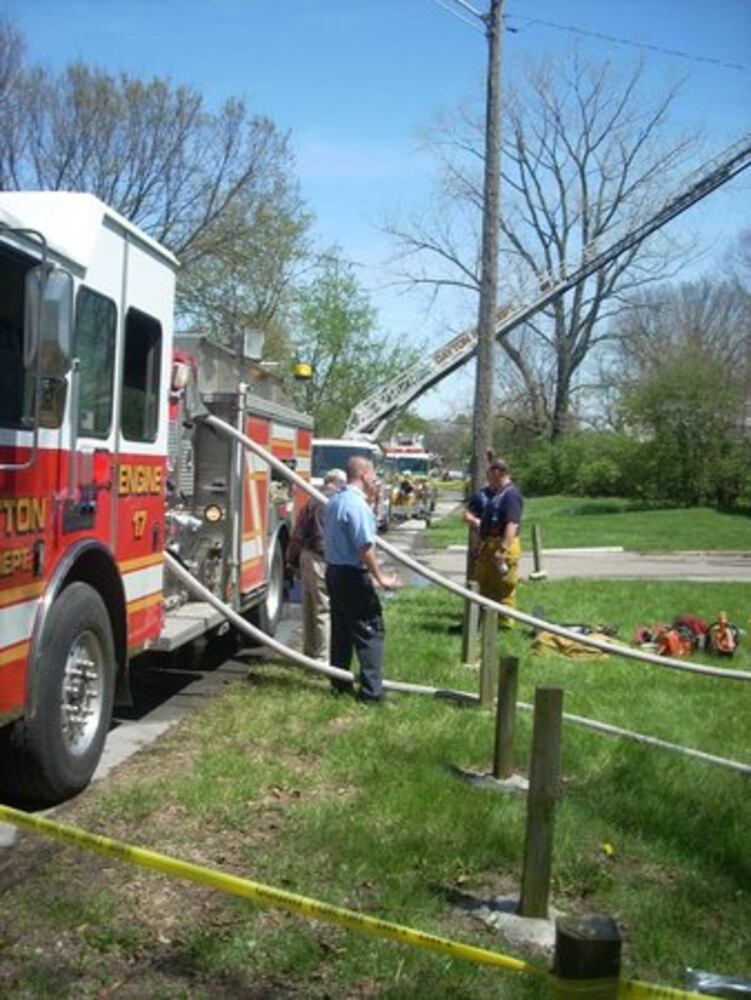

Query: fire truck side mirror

[24,265,74,378]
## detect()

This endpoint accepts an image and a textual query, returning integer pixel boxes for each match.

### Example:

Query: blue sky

[7,0,751,416]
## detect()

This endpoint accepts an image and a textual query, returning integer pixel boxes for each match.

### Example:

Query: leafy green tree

[620,349,748,506]
[290,257,420,436]
[176,188,312,356]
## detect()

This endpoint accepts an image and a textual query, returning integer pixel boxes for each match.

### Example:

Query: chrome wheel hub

[61,630,105,755]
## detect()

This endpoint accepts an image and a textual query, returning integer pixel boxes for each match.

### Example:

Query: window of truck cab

[0,244,35,428]
[121,308,162,442]
[75,286,116,437]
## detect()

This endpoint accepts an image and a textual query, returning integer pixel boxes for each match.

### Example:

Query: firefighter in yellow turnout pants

[465,459,523,627]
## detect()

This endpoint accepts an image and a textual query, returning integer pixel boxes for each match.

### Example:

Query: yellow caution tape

[546,977,708,1000]
[0,804,538,977]
[620,980,709,1000]
[0,805,714,999]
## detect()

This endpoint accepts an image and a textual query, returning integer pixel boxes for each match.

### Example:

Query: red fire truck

[0,192,312,806]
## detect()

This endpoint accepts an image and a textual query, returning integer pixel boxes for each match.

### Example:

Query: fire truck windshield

[393,455,430,476]
[312,443,377,479]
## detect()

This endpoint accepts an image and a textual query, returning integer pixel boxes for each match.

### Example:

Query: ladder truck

[0,192,312,806]
[345,135,751,439]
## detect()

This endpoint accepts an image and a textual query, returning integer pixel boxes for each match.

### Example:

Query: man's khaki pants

[300,548,330,661]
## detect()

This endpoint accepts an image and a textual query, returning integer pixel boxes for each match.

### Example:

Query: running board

[154,601,228,651]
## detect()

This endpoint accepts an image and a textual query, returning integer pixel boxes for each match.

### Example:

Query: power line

[430,0,747,70]
[507,14,748,72]
[451,0,485,21]
[428,0,483,33]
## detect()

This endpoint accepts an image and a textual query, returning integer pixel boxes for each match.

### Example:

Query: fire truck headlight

[204,504,223,524]
[171,361,191,390]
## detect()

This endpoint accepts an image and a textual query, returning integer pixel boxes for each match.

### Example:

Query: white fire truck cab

[311,436,390,531]
[0,192,311,807]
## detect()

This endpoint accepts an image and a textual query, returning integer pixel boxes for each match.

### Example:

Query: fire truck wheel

[1,582,115,807]
[249,538,284,637]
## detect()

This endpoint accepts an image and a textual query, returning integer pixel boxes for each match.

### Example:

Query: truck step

[155,602,228,651]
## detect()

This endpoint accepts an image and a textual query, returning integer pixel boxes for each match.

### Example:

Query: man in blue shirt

[324,456,401,703]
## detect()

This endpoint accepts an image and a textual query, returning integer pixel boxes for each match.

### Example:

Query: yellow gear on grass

[531,630,627,659]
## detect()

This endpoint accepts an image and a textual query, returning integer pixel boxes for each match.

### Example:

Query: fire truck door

[114,307,166,650]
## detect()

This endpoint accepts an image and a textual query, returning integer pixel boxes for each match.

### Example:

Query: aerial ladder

[345,134,751,439]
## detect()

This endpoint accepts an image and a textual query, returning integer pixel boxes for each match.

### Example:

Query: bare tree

[730,228,751,286]
[0,62,296,258]
[0,17,25,180]
[0,44,310,342]
[387,53,699,439]
[0,17,22,103]
[614,279,750,374]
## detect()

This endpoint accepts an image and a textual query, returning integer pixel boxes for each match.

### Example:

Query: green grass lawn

[1,577,749,999]
[428,494,751,552]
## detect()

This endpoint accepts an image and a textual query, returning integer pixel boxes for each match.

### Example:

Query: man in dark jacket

[287,468,346,661]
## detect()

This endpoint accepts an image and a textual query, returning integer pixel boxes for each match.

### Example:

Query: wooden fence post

[493,655,519,779]
[479,608,498,707]
[519,685,564,918]
[529,522,548,581]
[460,580,480,666]
[552,916,621,1000]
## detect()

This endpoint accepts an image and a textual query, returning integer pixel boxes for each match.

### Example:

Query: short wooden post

[552,916,621,1000]
[479,608,498,707]
[529,522,548,580]
[493,655,519,779]
[519,685,564,918]
[460,580,480,666]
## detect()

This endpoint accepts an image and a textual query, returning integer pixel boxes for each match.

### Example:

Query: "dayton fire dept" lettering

[0,498,47,535]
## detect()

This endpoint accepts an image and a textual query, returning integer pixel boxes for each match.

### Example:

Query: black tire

[248,538,285,637]
[0,582,116,807]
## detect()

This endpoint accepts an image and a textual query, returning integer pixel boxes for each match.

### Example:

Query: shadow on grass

[717,502,751,518]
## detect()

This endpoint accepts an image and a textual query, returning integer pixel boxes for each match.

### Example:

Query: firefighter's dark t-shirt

[479,484,523,539]
[467,485,496,519]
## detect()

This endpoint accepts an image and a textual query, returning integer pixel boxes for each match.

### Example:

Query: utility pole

[469,0,504,491]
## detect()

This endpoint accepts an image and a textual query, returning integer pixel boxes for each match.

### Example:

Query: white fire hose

[201,414,751,684]
[164,551,472,702]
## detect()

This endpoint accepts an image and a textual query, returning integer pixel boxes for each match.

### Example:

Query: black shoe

[330,682,355,698]
[356,693,393,708]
